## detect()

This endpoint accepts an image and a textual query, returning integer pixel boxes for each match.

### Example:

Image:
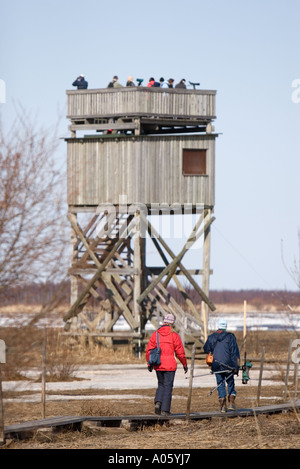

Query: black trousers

[155,370,176,412]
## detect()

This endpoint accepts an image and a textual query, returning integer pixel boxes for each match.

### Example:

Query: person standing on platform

[72,74,88,89]
[107,75,123,88]
[159,77,169,88]
[126,76,135,87]
[175,79,187,89]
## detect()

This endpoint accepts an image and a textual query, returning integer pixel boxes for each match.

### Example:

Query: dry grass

[0,317,299,449]
[2,403,300,449]
[2,379,300,449]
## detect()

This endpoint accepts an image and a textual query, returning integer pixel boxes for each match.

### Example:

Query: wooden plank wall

[67,135,216,207]
[67,88,216,120]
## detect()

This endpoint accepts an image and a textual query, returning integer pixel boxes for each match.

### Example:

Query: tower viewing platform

[66,87,218,209]
[64,85,218,348]
[66,87,216,136]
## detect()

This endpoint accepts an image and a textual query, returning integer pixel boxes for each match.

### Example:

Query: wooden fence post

[243,300,247,349]
[186,344,195,420]
[294,359,299,399]
[41,330,47,419]
[256,347,265,406]
[0,339,6,445]
[284,340,292,402]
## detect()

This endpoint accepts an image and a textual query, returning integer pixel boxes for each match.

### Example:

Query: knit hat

[164,313,175,325]
[218,318,227,330]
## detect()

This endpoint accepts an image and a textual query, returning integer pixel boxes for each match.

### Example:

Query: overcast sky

[1,0,299,292]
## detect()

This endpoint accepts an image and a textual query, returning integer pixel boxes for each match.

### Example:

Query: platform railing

[67,87,216,121]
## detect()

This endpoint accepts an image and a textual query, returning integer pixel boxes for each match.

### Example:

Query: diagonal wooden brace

[138,212,216,311]
[64,216,137,323]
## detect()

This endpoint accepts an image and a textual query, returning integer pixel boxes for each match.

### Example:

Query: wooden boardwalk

[4,400,300,440]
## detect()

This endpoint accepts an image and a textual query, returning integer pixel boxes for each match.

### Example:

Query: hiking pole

[214,359,237,373]
[207,372,234,397]
[185,369,233,380]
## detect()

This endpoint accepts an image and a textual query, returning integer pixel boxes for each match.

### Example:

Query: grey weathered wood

[63,216,137,322]
[69,122,139,132]
[4,400,300,439]
[0,340,5,364]
[67,87,216,121]
[256,347,265,406]
[65,87,217,341]
[284,340,293,401]
[138,212,206,303]
[0,364,4,445]
[150,235,204,331]
[140,213,216,311]
[0,340,5,444]
[101,273,139,330]
[294,360,299,398]
[41,330,47,419]
[67,134,216,208]
[63,331,142,338]
[201,209,212,340]
[186,344,196,420]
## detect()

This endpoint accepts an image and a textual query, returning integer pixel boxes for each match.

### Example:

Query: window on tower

[182,149,207,175]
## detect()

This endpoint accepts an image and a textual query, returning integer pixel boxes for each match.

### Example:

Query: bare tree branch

[0,109,69,296]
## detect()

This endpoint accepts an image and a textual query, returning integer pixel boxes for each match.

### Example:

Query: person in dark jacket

[146,313,188,416]
[168,78,174,88]
[175,79,186,89]
[126,76,135,87]
[72,74,88,89]
[204,318,240,413]
[107,75,123,88]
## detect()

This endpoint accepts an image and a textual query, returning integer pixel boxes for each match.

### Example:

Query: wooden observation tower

[63,85,217,352]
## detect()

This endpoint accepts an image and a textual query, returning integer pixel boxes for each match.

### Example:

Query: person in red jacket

[146,313,188,416]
